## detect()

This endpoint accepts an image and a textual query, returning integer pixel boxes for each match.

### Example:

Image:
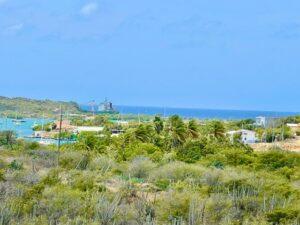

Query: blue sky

[0,0,300,111]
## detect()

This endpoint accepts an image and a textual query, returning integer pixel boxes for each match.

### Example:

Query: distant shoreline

[80,104,299,120]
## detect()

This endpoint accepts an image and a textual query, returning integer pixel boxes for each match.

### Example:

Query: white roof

[116,120,129,125]
[75,126,104,132]
[287,123,300,127]
[227,129,256,135]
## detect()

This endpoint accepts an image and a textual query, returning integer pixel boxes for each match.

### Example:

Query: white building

[74,126,104,133]
[286,123,300,128]
[287,123,300,136]
[227,129,257,144]
[255,116,266,127]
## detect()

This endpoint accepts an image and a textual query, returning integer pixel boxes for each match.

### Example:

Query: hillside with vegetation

[0,116,300,225]
[0,96,81,118]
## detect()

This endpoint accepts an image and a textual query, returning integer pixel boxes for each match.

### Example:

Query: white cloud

[80,2,98,16]
[2,23,24,35]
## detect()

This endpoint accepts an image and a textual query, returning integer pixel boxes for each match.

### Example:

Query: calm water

[0,118,52,137]
[81,105,299,120]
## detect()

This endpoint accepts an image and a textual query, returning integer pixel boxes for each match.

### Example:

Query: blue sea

[0,118,52,138]
[81,105,299,120]
[0,118,72,144]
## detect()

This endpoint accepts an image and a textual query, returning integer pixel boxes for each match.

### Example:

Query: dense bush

[0,115,299,224]
[59,151,89,170]
[176,139,207,163]
[258,150,300,170]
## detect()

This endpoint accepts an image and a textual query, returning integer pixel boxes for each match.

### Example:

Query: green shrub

[0,130,17,148]
[210,160,224,169]
[0,204,13,225]
[69,171,97,192]
[0,169,5,181]
[26,142,40,150]
[119,143,163,162]
[40,186,84,222]
[88,155,116,173]
[223,148,254,166]
[42,169,61,186]
[156,191,192,221]
[59,152,89,170]
[266,209,299,224]
[127,157,156,179]
[155,179,170,191]
[8,160,23,170]
[0,159,6,169]
[176,139,207,163]
[150,162,204,183]
[258,150,300,170]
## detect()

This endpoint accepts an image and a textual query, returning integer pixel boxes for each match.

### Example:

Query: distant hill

[0,96,82,118]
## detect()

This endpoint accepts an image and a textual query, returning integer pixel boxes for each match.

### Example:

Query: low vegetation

[0,115,299,225]
[0,96,81,118]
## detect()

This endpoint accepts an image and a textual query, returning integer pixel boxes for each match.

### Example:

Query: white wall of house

[240,130,256,143]
[227,129,257,144]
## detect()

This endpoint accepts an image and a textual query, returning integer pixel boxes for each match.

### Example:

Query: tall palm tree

[134,124,154,143]
[166,115,187,147]
[207,120,225,139]
[153,116,164,134]
[187,119,200,139]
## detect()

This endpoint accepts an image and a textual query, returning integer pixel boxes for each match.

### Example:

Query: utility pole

[58,105,63,151]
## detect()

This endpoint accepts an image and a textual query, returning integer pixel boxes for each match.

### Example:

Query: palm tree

[134,124,154,143]
[166,115,187,147]
[187,119,199,139]
[153,116,164,134]
[207,120,225,139]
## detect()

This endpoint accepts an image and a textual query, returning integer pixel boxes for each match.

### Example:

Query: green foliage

[69,171,98,192]
[127,157,156,179]
[0,96,81,118]
[258,149,300,170]
[42,169,61,186]
[134,124,155,143]
[227,119,256,131]
[282,115,300,124]
[207,120,226,139]
[8,160,23,170]
[74,132,106,152]
[166,115,187,147]
[154,116,164,134]
[26,141,40,150]
[264,126,293,143]
[0,169,5,181]
[0,131,17,148]
[222,147,254,166]
[88,155,116,173]
[176,139,207,163]
[0,114,300,225]
[32,122,54,132]
[266,209,299,224]
[53,131,74,140]
[59,151,89,170]
[187,119,200,139]
[116,142,163,162]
